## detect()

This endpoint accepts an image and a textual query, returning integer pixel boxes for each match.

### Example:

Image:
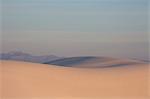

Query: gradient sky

[2,0,149,60]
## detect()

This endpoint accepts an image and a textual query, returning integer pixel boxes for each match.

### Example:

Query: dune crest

[44,57,147,68]
[1,61,149,99]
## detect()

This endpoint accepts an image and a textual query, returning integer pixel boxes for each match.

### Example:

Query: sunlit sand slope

[1,61,149,99]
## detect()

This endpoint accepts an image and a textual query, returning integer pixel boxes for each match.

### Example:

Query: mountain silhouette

[0,51,61,63]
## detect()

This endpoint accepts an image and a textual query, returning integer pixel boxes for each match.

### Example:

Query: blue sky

[2,0,149,60]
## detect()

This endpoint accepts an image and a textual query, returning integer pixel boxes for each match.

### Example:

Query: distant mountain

[44,56,146,68]
[0,51,61,63]
[1,52,147,68]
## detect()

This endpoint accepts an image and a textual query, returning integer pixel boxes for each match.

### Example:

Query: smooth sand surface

[1,60,149,99]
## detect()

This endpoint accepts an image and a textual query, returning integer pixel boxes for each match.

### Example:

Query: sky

[2,0,149,60]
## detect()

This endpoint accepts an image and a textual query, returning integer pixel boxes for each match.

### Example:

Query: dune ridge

[44,57,146,68]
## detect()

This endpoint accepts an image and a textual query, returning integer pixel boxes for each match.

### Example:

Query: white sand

[1,61,149,99]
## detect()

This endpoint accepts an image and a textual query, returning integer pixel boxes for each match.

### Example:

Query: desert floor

[1,61,149,99]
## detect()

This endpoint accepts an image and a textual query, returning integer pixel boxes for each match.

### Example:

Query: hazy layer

[2,0,148,60]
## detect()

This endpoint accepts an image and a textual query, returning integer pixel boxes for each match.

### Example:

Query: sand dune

[74,58,147,68]
[1,60,149,99]
[44,57,116,66]
[45,57,146,68]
